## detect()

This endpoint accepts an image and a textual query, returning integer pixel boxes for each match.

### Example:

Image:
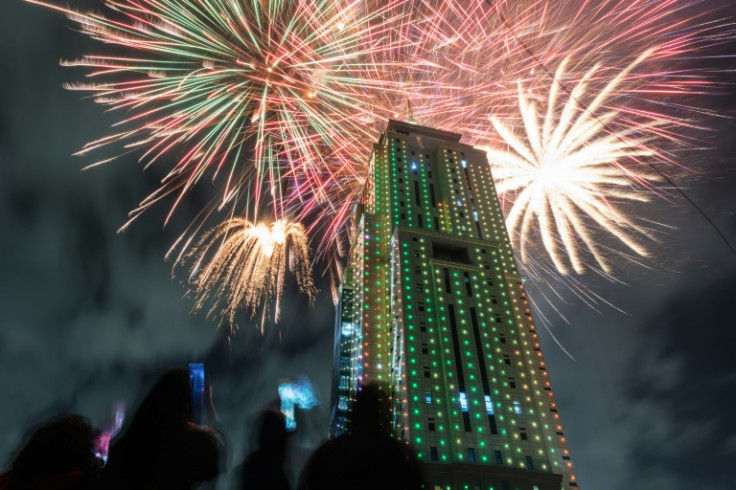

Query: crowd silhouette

[297,383,423,490]
[232,409,291,490]
[1,370,425,490]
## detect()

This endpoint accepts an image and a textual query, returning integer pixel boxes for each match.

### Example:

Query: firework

[25,0,416,229]
[407,0,732,276]
[182,218,316,328]
[484,53,663,275]
[28,0,734,323]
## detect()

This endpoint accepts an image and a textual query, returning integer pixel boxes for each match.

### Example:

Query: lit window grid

[386,229,544,469]
[333,123,577,487]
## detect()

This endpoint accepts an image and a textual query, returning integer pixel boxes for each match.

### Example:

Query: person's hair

[256,409,288,453]
[12,414,100,477]
[348,382,392,435]
[122,368,192,442]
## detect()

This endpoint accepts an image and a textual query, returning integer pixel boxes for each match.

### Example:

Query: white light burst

[486,52,663,275]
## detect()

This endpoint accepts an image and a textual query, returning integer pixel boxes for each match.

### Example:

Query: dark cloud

[625,272,736,489]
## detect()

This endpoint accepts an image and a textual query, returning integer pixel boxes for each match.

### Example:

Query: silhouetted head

[12,414,100,479]
[348,382,392,436]
[123,368,192,441]
[165,425,224,487]
[255,409,288,455]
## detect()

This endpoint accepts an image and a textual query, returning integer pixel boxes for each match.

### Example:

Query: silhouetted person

[102,368,224,490]
[0,414,102,490]
[297,383,424,490]
[232,409,290,490]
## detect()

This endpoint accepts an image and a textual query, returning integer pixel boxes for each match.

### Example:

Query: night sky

[2,2,736,489]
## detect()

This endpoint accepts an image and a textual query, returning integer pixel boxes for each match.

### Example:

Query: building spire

[406,98,416,124]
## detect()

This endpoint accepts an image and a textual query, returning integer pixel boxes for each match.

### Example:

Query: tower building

[330,121,578,489]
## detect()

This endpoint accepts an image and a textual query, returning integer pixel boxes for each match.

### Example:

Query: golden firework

[183,218,316,328]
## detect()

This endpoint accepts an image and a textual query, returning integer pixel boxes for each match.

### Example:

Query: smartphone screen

[189,362,205,424]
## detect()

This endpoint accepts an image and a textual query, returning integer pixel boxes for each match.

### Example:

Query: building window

[424,367,431,378]
[488,414,498,434]
[428,418,436,431]
[459,392,468,412]
[442,268,451,293]
[425,391,433,404]
[525,456,534,470]
[494,450,503,465]
[467,448,476,462]
[338,396,348,411]
[484,395,494,414]
[430,447,438,462]
[513,401,522,414]
[520,429,528,441]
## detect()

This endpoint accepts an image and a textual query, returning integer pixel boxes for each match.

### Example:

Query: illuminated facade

[329,121,578,489]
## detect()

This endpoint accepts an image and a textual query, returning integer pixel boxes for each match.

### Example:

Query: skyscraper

[330,121,578,489]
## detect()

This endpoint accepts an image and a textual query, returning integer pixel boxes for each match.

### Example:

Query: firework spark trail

[483,54,664,275]
[183,218,315,328]
[407,0,733,275]
[415,0,733,147]
[385,0,735,333]
[27,0,736,323]
[26,0,416,230]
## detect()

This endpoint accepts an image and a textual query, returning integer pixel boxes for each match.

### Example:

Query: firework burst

[26,0,413,228]
[28,0,736,324]
[408,0,733,276]
[183,217,315,328]
[484,53,664,275]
